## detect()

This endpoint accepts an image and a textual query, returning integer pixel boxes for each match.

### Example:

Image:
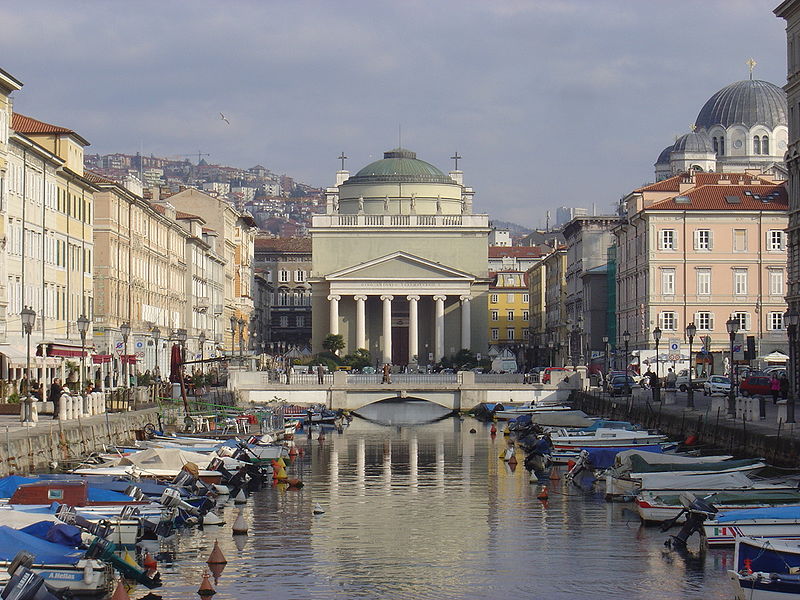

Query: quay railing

[346,373,458,385]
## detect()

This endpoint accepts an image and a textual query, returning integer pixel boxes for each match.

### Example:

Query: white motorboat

[637,488,800,523]
[550,427,668,450]
[705,506,800,546]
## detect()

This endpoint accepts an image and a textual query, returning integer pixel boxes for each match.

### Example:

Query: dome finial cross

[338,152,348,170]
[450,151,462,170]
[746,57,757,80]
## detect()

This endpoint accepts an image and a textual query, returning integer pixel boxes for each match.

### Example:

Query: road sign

[733,333,745,360]
[135,351,144,359]
[667,338,681,361]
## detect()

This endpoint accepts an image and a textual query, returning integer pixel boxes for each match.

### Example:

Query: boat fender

[537,486,549,501]
[566,460,576,471]
[490,424,497,434]
[743,558,753,574]
[83,561,96,584]
[684,434,698,446]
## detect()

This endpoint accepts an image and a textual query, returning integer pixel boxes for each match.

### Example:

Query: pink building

[615,171,788,373]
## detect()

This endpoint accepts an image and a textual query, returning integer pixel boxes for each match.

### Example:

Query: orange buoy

[142,551,158,572]
[110,580,131,600]
[508,453,518,466]
[490,424,497,434]
[298,447,305,455]
[287,478,304,489]
[275,466,288,480]
[288,446,298,457]
[197,571,216,597]
[537,486,549,501]
[276,457,286,468]
[207,540,227,565]
[549,468,561,481]
[685,434,698,446]
[566,459,576,471]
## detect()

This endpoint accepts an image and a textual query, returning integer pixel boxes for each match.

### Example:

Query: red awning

[92,354,113,364]
[48,348,86,358]
[120,354,138,365]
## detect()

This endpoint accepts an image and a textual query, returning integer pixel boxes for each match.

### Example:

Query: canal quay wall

[0,407,159,476]
[571,390,800,469]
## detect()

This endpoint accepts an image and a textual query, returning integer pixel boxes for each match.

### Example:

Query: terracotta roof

[84,170,117,185]
[12,113,90,145]
[650,183,787,211]
[202,227,217,234]
[488,246,544,258]
[254,236,311,252]
[175,210,204,221]
[636,172,776,193]
[150,203,167,215]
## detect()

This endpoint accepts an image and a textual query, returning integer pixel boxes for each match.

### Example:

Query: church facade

[309,148,490,366]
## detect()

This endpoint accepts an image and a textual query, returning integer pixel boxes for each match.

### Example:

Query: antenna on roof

[746,57,757,80]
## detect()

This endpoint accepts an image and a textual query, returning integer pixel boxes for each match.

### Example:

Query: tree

[344,348,371,370]
[322,334,345,355]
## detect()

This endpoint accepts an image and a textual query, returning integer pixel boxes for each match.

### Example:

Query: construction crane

[167,151,210,165]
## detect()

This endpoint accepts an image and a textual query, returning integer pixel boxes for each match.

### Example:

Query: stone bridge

[229,370,585,412]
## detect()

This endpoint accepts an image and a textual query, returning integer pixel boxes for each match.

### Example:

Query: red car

[541,367,568,384]
[738,375,772,397]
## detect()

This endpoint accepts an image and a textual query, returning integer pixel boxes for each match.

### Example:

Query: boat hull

[729,570,800,600]
[705,521,800,546]
[0,560,111,597]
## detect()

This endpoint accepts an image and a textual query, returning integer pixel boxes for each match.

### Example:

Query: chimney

[335,170,349,186]
[151,186,160,203]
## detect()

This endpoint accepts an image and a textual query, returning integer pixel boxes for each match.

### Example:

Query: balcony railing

[312,214,489,228]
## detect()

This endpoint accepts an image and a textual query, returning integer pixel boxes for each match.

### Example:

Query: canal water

[135,413,735,600]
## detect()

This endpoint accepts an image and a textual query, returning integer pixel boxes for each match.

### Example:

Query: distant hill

[489,220,532,236]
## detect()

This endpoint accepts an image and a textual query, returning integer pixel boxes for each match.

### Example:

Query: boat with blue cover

[704,506,800,546]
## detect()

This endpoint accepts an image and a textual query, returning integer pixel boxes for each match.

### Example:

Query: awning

[92,354,113,364]
[760,351,789,363]
[46,343,90,358]
[120,354,137,365]
[0,345,31,368]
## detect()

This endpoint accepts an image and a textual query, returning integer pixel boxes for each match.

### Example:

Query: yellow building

[488,271,529,351]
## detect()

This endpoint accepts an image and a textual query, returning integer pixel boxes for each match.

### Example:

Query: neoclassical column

[460,295,471,350]
[407,295,420,363]
[381,295,394,363]
[354,295,367,350]
[327,294,341,336]
[433,295,446,362]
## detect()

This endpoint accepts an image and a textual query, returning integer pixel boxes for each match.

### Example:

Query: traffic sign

[667,338,681,361]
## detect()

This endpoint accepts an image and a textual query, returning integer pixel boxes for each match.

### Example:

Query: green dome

[347,148,453,184]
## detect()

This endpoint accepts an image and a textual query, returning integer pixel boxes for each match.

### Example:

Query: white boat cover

[638,471,754,491]
[117,448,216,470]
[613,450,732,474]
[0,507,59,528]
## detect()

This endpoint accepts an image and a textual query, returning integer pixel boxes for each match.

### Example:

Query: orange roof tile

[175,210,204,221]
[254,236,311,252]
[650,183,787,211]
[488,246,543,258]
[636,172,776,193]
[12,113,90,145]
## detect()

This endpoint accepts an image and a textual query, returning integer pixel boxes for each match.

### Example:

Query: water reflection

[135,415,734,600]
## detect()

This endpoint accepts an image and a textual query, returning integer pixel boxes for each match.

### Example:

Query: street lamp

[120,322,131,389]
[726,317,739,417]
[602,335,609,375]
[198,330,206,375]
[547,340,554,367]
[622,330,631,397]
[77,314,89,397]
[785,308,799,424]
[20,306,36,424]
[151,326,160,381]
[238,318,245,359]
[686,322,696,409]
[652,326,662,403]
[230,315,237,355]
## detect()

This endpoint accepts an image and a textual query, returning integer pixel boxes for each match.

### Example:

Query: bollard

[59,393,68,420]
[777,399,789,424]
[31,401,39,423]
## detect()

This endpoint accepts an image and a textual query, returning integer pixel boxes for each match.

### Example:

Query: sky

[0,0,788,227]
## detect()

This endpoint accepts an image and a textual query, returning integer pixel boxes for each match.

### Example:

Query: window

[659,311,677,331]
[522,329,529,339]
[278,270,289,283]
[694,229,712,250]
[713,137,718,153]
[754,136,761,154]
[659,229,676,250]
[696,311,714,330]
[523,310,529,321]
[731,312,750,331]
[719,136,725,155]
[768,230,786,251]
[506,328,515,341]
[296,316,305,328]
[507,311,514,321]
[490,294,498,304]
[769,312,785,330]
[491,328,499,340]
[770,270,785,296]
[522,293,529,303]
[661,268,675,295]
[733,269,748,296]
[280,316,288,328]
[507,293,515,303]
[294,270,305,283]
[762,135,769,154]
[733,229,747,252]
[696,268,711,295]
[491,310,499,321]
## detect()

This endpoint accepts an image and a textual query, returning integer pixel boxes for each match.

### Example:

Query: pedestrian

[781,374,790,400]
[382,363,391,384]
[317,364,324,385]
[49,378,63,419]
[286,364,294,384]
[771,373,781,404]
[665,368,676,389]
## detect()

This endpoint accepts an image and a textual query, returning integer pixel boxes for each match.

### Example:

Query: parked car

[608,375,637,396]
[541,367,568,384]
[739,375,773,397]
[703,375,731,396]
[675,369,706,392]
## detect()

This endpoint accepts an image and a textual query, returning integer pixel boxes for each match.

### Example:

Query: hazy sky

[0,1,787,226]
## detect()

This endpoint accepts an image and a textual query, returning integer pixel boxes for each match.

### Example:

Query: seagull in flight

[219,112,230,125]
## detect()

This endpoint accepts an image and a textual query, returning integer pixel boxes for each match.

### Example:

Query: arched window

[754,136,761,155]
[691,164,703,172]
[762,136,769,154]
[719,137,725,155]
[713,137,719,153]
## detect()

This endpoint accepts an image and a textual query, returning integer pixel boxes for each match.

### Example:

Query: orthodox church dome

[672,131,714,153]
[655,144,674,165]
[347,148,453,184]
[695,79,787,130]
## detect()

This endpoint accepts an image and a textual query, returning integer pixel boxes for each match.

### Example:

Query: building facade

[526,247,567,367]
[488,271,529,354]
[310,148,490,365]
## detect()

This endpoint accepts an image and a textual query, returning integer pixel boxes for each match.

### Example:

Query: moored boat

[705,506,800,546]
[637,489,800,523]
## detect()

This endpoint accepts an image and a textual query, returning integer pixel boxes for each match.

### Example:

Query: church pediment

[326,251,475,282]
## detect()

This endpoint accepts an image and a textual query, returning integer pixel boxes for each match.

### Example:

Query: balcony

[195,297,210,312]
[312,214,489,228]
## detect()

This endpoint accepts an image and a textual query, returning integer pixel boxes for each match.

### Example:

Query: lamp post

[238,318,245,359]
[726,318,739,417]
[175,328,188,410]
[652,326,662,402]
[77,314,89,397]
[120,322,131,389]
[20,306,36,424]
[230,315,237,358]
[548,340,554,367]
[198,330,206,375]
[686,322,696,409]
[602,335,609,378]
[151,326,160,382]
[786,308,799,424]
[623,330,631,397]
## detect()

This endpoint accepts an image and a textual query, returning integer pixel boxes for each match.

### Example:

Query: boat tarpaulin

[118,447,213,470]
[19,521,83,547]
[586,446,663,470]
[655,489,800,506]
[0,525,84,565]
[717,505,800,522]
[638,471,754,491]
[0,475,37,498]
[86,487,136,503]
[611,449,735,475]
[627,454,764,476]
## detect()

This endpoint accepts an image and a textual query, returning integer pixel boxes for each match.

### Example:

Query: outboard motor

[663,493,718,548]
[85,537,161,589]
[54,505,113,540]
[123,485,147,502]
[1,552,61,600]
